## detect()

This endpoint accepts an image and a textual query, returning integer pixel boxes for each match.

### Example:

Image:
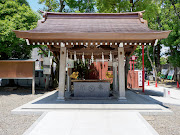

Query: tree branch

[170,0,180,19]
[38,46,57,64]
[59,0,65,12]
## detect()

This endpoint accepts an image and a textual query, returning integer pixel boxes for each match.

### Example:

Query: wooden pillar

[57,47,66,100]
[118,47,126,100]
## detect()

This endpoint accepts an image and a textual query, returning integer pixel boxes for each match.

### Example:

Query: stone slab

[23,111,159,135]
[74,82,110,97]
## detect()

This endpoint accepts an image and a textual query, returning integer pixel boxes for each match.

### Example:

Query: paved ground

[23,111,158,135]
[133,82,180,106]
[0,87,47,135]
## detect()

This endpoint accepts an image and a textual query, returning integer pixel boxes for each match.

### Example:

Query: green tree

[160,0,180,67]
[134,0,179,81]
[160,57,168,65]
[0,0,40,60]
[39,0,95,13]
[96,0,131,13]
[67,0,95,13]
[38,0,61,12]
[153,0,180,80]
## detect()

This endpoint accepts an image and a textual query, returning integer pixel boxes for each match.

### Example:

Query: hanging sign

[43,57,52,66]
[66,59,74,68]
[138,71,142,86]
[43,57,53,74]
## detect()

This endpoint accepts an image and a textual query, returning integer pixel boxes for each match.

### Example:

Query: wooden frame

[0,60,36,94]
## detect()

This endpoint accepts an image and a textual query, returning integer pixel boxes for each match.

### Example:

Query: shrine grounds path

[0,87,180,135]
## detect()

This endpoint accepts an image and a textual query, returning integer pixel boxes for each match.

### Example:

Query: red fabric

[127,70,142,89]
[89,62,113,83]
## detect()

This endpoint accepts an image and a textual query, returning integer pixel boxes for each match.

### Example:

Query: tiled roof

[13,11,171,41]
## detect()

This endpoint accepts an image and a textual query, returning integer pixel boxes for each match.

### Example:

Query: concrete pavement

[143,82,180,106]
[23,111,159,135]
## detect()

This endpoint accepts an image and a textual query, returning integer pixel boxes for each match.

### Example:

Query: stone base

[74,82,110,97]
[57,97,65,101]
[118,97,127,101]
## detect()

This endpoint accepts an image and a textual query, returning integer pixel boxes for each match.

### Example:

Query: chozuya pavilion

[14,11,170,101]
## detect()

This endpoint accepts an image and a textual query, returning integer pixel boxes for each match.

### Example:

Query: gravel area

[0,87,47,135]
[143,105,180,135]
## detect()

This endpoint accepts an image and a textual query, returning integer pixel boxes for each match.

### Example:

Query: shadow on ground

[32,90,169,109]
[0,86,50,96]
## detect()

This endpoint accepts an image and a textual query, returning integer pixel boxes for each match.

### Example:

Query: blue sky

[27,0,44,12]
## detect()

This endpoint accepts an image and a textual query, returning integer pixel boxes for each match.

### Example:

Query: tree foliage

[160,57,168,65]
[38,0,96,12]
[96,0,131,13]
[160,0,180,67]
[67,0,95,13]
[0,0,40,60]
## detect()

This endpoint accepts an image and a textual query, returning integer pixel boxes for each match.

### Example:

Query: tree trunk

[174,67,177,81]
[59,0,65,12]
[156,43,161,73]
[78,0,81,11]
[147,46,158,81]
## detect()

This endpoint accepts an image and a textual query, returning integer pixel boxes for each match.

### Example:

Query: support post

[113,63,115,92]
[125,56,129,89]
[45,74,49,90]
[67,54,72,92]
[57,47,66,100]
[67,69,71,92]
[118,47,126,100]
[32,62,35,95]
[113,58,118,93]
[142,44,145,92]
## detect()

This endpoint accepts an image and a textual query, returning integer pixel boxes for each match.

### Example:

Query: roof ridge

[40,10,145,14]
[39,11,146,23]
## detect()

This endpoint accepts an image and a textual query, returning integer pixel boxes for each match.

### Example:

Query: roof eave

[14,30,171,41]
